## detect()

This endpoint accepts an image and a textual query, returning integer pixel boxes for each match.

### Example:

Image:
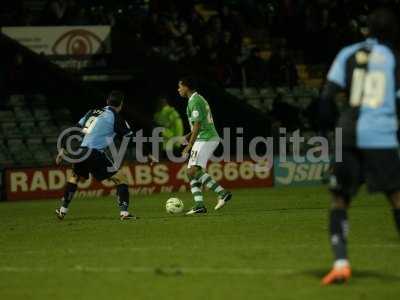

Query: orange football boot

[321,265,352,285]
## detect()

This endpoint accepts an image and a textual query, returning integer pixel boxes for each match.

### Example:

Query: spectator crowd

[1,0,399,88]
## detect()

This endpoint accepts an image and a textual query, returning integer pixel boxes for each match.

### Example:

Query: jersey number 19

[350,68,386,108]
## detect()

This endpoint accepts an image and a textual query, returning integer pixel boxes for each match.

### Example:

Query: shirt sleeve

[114,114,133,137]
[190,100,205,122]
[327,50,347,88]
[78,110,92,127]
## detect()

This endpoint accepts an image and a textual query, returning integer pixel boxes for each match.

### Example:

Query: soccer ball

[165,197,184,214]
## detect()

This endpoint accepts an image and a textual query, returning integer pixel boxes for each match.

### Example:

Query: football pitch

[0,186,399,300]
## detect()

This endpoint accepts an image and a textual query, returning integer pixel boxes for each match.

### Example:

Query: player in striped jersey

[178,77,232,215]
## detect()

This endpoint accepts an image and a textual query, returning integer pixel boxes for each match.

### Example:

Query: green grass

[0,186,399,300]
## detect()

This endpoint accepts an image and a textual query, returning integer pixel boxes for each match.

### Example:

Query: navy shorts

[329,147,400,197]
[72,148,117,181]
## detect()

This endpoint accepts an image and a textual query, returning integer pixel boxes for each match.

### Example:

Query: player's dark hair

[107,90,125,107]
[179,77,198,91]
[368,7,399,45]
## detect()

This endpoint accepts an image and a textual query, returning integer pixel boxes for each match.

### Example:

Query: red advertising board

[5,160,273,201]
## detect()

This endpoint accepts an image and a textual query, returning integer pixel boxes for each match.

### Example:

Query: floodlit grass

[0,186,399,299]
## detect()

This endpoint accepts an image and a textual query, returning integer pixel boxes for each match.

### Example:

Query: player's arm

[319,49,346,131]
[182,121,200,156]
[114,115,157,165]
[114,114,134,138]
[180,132,192,146]
[56,111,90,165]
[319,81,341,130]
[182,101,203,154]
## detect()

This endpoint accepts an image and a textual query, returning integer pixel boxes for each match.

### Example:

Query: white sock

[334,259,350,269]
[60,207,68,214]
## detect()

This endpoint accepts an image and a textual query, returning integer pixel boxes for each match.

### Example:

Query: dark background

[1,0,400,168]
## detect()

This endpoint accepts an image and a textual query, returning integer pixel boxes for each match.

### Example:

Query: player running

[55,91,139,220]
[178,77,232,215]
[319,8,400,285]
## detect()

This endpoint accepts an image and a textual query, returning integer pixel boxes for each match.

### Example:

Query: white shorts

[188,140,219,169]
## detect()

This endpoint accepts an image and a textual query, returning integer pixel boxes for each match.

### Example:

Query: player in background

[154,95,184,154]
[178,77,232,215]
[319,8,400,285]
[55,91,141,220]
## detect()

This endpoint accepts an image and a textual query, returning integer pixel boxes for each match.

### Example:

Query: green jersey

[186,92,219,141]
[154,105,184,150]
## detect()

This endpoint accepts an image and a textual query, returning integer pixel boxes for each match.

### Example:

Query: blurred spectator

[183,34,200,59]
[67,7,89,25]
[88,6,110,25]
[154,96,184,153]
[217,30,240,85]
[7,53,26,93]
[243,48,268,88]
[165,39,186,62]
[218,4,243,38]
[218,31,240,64]
[41,0,68,25]
[65,1,90,25]
[198,33,218,65]
[207,16,223,42]
[142,12,166,46]
[237,37,256,65]
[186,7,206,39]
[269,48,298,88]
[1,0,383,87]
[165,11,188,39]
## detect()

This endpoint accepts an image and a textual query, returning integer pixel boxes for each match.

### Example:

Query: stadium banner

[1,26,111,70]
[4,160,273,201]
[273,156,330,186]
[1,26,111,56]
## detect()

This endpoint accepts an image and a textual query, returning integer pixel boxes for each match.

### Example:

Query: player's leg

[194,166,232,210]
[186,165,207,214]
[55,163,88,220]
[90,150,136,220]
[185,141,231,215]
[386,191,400,235]
[192,141,231,210]
[322,148,360,285]
[56,174,79,219]
[363,149,400,236]
[322,193,352,285]
[107,170,136,220]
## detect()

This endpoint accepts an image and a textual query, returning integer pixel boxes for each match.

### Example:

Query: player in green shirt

[178,77,232,215]
[154,96,184,152]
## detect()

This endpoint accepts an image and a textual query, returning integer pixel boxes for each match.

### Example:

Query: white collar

[189,92,198,102]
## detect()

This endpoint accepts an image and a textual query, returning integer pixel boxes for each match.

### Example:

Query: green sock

[195,170,225,196]
[190,179,204,207]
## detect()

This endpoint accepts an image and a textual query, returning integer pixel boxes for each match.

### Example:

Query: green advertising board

[274,156,330,186]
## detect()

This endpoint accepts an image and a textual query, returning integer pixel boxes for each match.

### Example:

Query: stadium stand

[0,0,364,167]
[0,93,73,166]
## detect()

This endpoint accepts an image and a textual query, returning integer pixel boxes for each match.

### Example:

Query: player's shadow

[58,216,119,222]
[303,269,400,282]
